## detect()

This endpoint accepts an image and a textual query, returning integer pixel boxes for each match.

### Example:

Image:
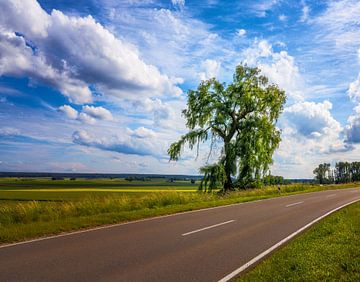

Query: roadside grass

[238,201,360,281]
[0,179,359,244]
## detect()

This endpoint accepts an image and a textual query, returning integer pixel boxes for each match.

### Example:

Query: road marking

[285,201,303,207]
[326,194,336,198]
[182,220,235,236]
[217,197,360,282]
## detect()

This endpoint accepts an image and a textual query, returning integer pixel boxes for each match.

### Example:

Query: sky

[0,0,360,178]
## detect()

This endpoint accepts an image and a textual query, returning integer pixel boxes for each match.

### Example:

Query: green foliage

[199,163,226,192]
[313,161,360,184]
[313,163,332,184]
[168,64,286,191]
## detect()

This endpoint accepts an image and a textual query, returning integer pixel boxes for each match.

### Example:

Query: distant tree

[168,64,286,192]
[350,162,360,181]
[125,176,134,182]
[334,162,351,183]
[313,163,332,184]
[263,175,285,185]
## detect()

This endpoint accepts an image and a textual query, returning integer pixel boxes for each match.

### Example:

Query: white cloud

[345,105,360,144]
[312,0,360,49]
[300,0,310,22]
[72,129,164,157]
[0,0,49,37]
[0,127,20,136]
[77,113,96,125]
[198,59,221,81]
[131,127,156,139]
[252,0,280,17]
[172,0,185,8]
[0,0,182,104]
[348,74,360,102]
[278,14,287,22]
[236,29,246,37]
[59,104,113,124]
[358,49,360,63]
[0,30,92,104]
[283,101,342,139]
[58,105,78,119]
[82,105,113,121]
[243,40,305,101]
[104,6,231,85]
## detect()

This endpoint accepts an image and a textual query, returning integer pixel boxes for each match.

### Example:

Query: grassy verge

[238,201,360,281]
[1,182,359,244]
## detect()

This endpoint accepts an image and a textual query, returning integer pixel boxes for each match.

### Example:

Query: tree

[313,163,332,184]
[334,162,351,183]
[168,64,286,192]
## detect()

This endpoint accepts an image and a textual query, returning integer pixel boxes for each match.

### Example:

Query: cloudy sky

[0,0,359,178]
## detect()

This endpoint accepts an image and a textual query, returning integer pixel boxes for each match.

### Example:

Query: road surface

[1,188,359,282]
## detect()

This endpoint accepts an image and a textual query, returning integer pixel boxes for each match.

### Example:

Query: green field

[239,201,360,281]
[1,177,359,244]
[0,177,198,200]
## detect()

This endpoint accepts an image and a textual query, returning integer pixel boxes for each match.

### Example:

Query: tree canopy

[168,64,286,192]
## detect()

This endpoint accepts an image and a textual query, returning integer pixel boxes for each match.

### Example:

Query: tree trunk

[223,174,233,191]
[223,142,234,192]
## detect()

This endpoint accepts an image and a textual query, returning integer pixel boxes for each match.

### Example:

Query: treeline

[313,162,360,184]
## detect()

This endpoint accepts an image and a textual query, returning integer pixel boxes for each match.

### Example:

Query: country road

[1,188,359,282]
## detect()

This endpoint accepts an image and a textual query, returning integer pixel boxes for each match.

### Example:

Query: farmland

[0,177,198,201]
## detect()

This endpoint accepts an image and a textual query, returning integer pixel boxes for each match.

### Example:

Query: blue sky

[0,0,360,178]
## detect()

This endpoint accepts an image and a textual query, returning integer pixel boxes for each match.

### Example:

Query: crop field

[0,177,198,201]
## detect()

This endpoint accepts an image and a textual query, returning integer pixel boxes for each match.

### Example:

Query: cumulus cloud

[345,105,360,144]
[243,40,305,101]
[0,0,182,104]
[348,74,360,102]
[131,127,157,139]
[124,98,172,126]
[0,30,92,104]
[58,105,78,119]
[59,104,113,124]
[82,105,113,121]
[72,129,161,157]
[283,101,342,139]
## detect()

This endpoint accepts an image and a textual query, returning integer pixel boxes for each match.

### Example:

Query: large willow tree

[168,64,286,192]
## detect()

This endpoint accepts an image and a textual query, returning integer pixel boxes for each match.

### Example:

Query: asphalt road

[1,188,359,282]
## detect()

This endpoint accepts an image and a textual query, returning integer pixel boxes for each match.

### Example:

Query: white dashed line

[182,220,235,236]
[285,201,303,208]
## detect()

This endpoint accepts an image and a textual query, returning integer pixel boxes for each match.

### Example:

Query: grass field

[1,177,359,244]
[0,177,198,200]
[239,201,360,281]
